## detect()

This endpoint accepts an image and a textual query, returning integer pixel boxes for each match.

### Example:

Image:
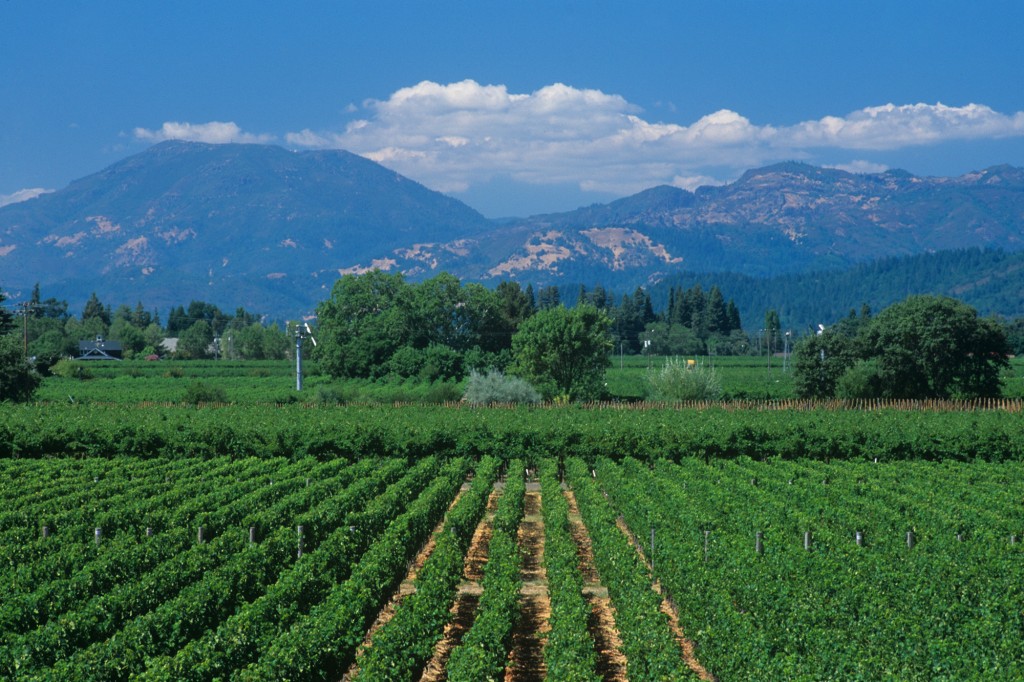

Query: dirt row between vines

[614,516,716,682]
[344,472,708,681]
[564,488,630,682]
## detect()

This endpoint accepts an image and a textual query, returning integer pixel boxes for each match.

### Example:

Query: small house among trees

[76,336,123,360]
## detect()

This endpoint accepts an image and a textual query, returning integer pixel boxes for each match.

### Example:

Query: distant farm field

[33,355,1024,405]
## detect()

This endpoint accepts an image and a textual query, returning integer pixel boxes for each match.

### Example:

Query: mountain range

[1,140,1023,323]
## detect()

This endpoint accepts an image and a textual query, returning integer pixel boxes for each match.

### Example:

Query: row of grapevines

[537,459,600,681]
[1,457,404,678]
[0,456,295,602]
[0,456,279,640]
[0,455,349,637]
[230,456,472,682]
[445,459,527,681]
[353,455,502,681]
[601,456,1024,680]
[0,456,175,523]
[4,403,1024,462]
[566,457,697,681]
[135,455,458,681]
[0,454,281,584]
[64,457,410,682]
[0,455,226,551]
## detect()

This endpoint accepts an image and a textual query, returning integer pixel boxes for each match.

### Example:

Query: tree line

[8,284,292,368]
[310,272,745,382]
[2,273,1015,403]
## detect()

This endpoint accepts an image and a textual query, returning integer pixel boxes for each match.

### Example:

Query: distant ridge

[2,141,1023,319]
[0,141,491,315]
[647,248,1024,331]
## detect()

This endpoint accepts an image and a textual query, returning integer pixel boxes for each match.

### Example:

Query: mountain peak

[3,149,1024,318]
[0,141,489,316]
[736,161,850,185]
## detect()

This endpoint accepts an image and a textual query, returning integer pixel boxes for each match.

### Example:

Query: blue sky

[3,2,1024,217]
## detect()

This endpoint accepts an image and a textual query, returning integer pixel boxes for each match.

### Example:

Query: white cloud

[283,81,1024,198]
[133,121,273,144]
[0,188,53,207]
[825,160,891,175]
[784,103,1024,149]
[134,83,1024,202]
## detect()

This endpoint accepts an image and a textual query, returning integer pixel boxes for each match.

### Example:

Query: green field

[1,450,1021,680]
[6,359,1024,679]
[34,353,1023,405]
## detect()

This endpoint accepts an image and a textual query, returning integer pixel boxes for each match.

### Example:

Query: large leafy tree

[791,318,867,399]
[314,271,413,378]
[862,295,1009,399]
[0,334,40,402]
[511,304,612,401]
[410,272,477,350]
[490,281,535,351]
[177,320,214,359]
[0,290,14,336]
[794,295,1009,399]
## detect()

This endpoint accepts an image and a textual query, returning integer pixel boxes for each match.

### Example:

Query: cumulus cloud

[132,82,1024,203]
[282,80,1024,198]
[133,121,273,144]
[825,160,891,175]
[784,103,1024,149]
[0,188,53,208]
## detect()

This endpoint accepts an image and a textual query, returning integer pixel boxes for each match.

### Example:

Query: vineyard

[2,437,1022,680]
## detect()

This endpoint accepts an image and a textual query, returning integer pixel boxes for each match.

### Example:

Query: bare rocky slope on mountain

[2,141,1022,318]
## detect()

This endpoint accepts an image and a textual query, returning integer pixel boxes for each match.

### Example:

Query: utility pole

[17,301,35,359]
[294,322,316,391]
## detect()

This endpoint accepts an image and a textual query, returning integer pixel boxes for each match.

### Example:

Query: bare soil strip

[564,488,629,682]
[614,516,716,682]
[418,486,502,682]
[505,482,550,682]
[341,482,472,681]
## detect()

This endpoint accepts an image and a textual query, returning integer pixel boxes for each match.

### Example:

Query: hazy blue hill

[2,141,1024,320]
[649,248,1024,331]
[0,141,491,315]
